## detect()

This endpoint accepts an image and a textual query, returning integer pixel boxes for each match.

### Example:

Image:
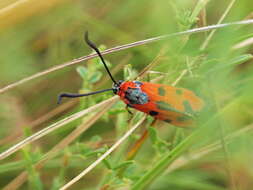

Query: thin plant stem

[0,0,29,16]
[59,116,146,190]
[3,99,116,190]
[166,122,253,173]
[200,0,237,50]
[0,100,77,146]
[126,120,158,160]
[190,0,210,23]
[1,19,253,94]
[0,96,119,160]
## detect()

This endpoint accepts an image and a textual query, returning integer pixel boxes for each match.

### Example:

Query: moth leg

[125,104,133,115]
[127,119,158,160]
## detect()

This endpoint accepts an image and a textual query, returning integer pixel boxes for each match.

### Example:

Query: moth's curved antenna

[57,32,118,104]
[57,88,113,104]
[85,31,117,84]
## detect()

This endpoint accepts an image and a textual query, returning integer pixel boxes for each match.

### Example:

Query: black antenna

[85,31,117,84]
[57,32,118,104]
[58,88,113,104]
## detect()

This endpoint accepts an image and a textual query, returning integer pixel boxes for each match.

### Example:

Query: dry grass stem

[3,98,116,190]
[0,100,77,146]
[59,116,146,190]
[0,96,119,160]
[167,122,253,173]
[1,19,253,94]
[137,46,168,79]
[200,0,236,50]
[232,37,253,49]
[0,0,29,16]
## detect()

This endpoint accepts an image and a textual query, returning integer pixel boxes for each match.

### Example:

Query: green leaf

[89,71,102,83]
[132,128,203,190]
[148,127,170,154]
[76,66,88,80]
[148,127,158,144]
[90,135,102,142]
[200,54,253,74]
[113,160,134,170]
[102,158,113,169]
[50,178,62,190]
[124,64,138,80]
[84,147,108,157]
[225,54,253,66]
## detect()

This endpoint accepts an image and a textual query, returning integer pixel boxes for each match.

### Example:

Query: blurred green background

[0,0,253,189]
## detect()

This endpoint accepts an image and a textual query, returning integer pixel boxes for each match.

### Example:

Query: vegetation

[0,0,253,189]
